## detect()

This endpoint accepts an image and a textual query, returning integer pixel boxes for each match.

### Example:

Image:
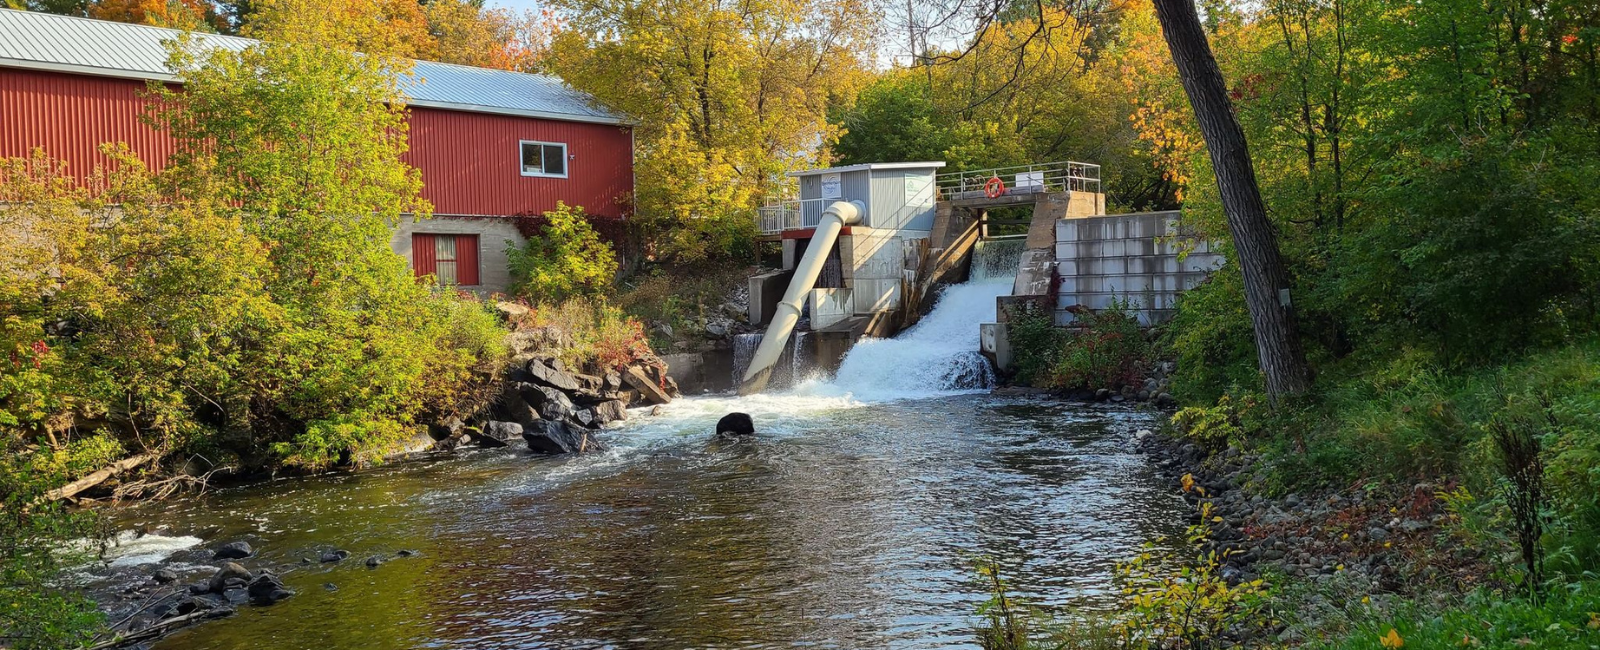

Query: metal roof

[788,161,947,177]
[0,8,625,125]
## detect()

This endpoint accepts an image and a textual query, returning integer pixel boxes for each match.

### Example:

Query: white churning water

[806,238,1023,402]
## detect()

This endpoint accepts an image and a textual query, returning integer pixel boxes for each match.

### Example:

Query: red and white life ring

[983,175,1006,198]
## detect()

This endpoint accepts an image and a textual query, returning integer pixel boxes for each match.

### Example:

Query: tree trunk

[1151,0,1313,399]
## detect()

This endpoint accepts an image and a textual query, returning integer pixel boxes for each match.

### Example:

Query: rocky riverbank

[76,320,687,647]
[1134,429,1494,645]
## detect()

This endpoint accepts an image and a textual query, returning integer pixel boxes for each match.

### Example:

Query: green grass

[1253,341,1600,495]
[1310,583,1600,649]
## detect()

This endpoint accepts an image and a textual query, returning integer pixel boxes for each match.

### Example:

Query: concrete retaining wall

[1054,211,1224,326]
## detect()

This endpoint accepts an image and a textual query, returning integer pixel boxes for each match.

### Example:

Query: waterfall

[731,332,763,385]
[971,236,1025,282]
[791,330,814,384]
[810,238,1020,401]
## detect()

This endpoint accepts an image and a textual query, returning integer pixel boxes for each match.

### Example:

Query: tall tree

[546,0,875,262]
[1149,0,1312,398]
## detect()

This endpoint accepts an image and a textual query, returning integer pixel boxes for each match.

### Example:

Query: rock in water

[365,556,383,568]
[573,408,599,429]
[208,562,252,593]
[593,400,628,424]
[523,419,604,454]
[247,571,294,605]
[153,567,179,584]
[212,541,253,560]
[623,366,673,405]
[716,413,755,436]
[319,550,350,563]
[476,420,523,448]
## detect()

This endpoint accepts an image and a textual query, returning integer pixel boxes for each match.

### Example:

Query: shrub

[0,445,108,649]
[1007,301,1065,386]
[1008,300,1149,392]
[1048,302,1149,390]
[516,298,653,371]
[1170,393,1263,452]
[508,202,620,303]
[1115,499,1272,649]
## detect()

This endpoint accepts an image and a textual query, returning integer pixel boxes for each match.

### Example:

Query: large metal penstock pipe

[738,200,863,394]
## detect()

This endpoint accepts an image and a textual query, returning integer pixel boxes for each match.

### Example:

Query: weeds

[1008,299,1149,392]
[512,298,654,371]
[1116,499,1272,649]
[1488,392,1555,599]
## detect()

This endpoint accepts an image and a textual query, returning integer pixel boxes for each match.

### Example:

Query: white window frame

[519,140,569,179]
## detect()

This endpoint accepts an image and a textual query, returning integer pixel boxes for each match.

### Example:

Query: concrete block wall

[1054,211,1224,326]
[391,215,526,295]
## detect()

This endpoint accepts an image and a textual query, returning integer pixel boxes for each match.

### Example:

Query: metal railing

[935,160,1101,200]
[757,198,834,234]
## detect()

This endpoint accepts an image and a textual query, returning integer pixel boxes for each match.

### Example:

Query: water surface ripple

[109,395,1182,650]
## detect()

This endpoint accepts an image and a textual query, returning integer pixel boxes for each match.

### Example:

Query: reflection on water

[102,395,1182,650]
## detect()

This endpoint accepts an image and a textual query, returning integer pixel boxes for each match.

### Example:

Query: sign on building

[821,173,842,199]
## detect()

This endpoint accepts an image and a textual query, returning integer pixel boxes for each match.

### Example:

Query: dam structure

[740,159,1220,394]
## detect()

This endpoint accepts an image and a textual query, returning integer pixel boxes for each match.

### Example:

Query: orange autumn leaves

[245,0,555,70]
[86,0,556,73]
[88,0,215,29]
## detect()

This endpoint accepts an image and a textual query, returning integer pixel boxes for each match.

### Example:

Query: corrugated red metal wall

[0,68,635,220]
[0,68,175,174]
[405,108,634,219]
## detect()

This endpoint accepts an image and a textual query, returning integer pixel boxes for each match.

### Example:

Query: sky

[486,0,544,14]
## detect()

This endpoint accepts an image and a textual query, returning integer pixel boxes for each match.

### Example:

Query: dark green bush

[1009,300,1149,391]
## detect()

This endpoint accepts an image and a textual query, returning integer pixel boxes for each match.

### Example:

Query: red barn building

[0,8,633,294]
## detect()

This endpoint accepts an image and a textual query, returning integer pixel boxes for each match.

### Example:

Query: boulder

[212,541,253,560]
[153,567,179,584]
[623,366,673,405]
[573,408,599,429]
[527,359,581,392]
[247,571,294,605]
[593,400,628,424]
[475,421,523,448]
[428,416,465,441]
[603,371,623,392]
[319,550,350,563]
[522,384,577,422]
[208,562,252,593]
[365,556,383,568]
[716,413,755,436]
[494,301,530,321]
[523,419,604,454]
[494,381,537,423]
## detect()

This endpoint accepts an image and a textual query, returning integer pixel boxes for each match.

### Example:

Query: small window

[520,141,568,178]
[412,234,480,286]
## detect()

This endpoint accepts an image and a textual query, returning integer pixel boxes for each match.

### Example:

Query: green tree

[509,202,620,303]
[831,73,952,166]
[147,31,506,467]
[545,0,875,262]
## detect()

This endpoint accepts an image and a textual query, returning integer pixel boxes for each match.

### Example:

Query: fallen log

[45,453,157,502]
[81,606,234,650]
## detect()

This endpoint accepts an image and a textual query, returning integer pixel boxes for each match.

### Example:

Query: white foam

[70,530,203,568]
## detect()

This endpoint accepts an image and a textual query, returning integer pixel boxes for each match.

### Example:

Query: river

[84,245,1186,649]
